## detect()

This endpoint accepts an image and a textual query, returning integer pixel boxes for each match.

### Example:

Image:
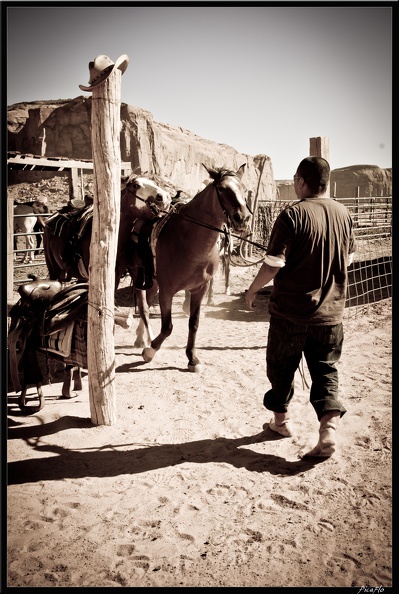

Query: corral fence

[250,196,392,318]
[13,210,54,270]
[12,196,392,318]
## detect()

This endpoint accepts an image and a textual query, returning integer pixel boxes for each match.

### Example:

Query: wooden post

[68,168,80,201]
[250,155,267,257]
[80,169,84,200]
[84,55,128,426]
[7,196,14,304]
[309,136,330,196]
[243,190,253,257]
[354,186,359,227]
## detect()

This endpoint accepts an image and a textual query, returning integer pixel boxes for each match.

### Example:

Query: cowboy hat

[79,54,129,92]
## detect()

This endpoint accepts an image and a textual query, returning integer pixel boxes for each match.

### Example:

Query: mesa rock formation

[277,165,392,201]
[7,97,275,204]
[8,97,391,202]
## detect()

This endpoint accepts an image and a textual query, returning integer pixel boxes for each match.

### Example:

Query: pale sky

[5,3,393,180]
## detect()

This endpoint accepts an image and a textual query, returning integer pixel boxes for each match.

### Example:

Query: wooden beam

[7,153,94,170]
[7,152,131,172]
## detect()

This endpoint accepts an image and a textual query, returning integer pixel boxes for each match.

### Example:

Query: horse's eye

[132,183,140,190]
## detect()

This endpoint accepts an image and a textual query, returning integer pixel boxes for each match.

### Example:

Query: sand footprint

[317,518,335,533]
[270,493,309,511]
[205,483,250,502]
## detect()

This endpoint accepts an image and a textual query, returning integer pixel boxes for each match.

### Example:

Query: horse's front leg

[134,288,154,348]
[142,292,173,363]
[25,234,35,263]
[186,283,208,373]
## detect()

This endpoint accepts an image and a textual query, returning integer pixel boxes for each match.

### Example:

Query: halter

[214,182,232,227]
[122,185,163,217]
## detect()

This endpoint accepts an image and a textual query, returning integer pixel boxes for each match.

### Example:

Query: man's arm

[245,262,279,309]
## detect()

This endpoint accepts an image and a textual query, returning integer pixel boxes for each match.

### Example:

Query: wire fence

[12,197,392,319]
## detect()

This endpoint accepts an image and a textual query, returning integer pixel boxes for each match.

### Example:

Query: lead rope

[125,182,268,253]
[298,354,310,390]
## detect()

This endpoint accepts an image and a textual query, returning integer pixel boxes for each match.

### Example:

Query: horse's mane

[208,168,240,184]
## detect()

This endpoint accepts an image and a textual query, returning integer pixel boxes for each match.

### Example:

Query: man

[245,157,355,457]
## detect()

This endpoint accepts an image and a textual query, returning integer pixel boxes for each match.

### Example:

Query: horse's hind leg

[183,290,191,313]
[206,279,214,306]
[186,284,208,373]
[18,386,29,411]
[73,367,82,391]
[61,365,78,399]
[18,383,45,413]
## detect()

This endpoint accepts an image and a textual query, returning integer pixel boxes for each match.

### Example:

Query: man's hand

[244,262,279,310]
[245,288,257,310]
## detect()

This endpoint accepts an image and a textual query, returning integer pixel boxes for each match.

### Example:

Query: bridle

[122,184,165,217]
[126,175,266,253]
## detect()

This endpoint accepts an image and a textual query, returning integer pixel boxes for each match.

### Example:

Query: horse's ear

[236,164,246,179]
[202,163,215,179]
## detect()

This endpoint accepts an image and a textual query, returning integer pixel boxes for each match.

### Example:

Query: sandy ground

[6,266,392,588]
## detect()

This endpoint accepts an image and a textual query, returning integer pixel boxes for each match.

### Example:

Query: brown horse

[182,228,234,313]
[139,163,251,372]
[42,174,172,378]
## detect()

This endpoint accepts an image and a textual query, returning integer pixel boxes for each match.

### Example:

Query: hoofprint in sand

[7,267,392,587]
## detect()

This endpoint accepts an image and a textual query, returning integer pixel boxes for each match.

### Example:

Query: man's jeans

[264,316,347,421]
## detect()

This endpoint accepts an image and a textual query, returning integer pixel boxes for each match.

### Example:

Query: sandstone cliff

[8,97,391,201]
[7,97,275,203]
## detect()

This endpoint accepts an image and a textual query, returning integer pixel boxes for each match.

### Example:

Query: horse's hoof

[188,363,203,373]
[134,339,146,349]
[142,347,156,363]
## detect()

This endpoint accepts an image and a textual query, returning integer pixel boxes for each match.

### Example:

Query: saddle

[130,217,161,290]
[46,204,94,278]
[8,276,89,393]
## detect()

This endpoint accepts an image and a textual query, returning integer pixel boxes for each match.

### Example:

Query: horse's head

[203,163,251,233]
[31,200,49,215]
[121,174,171,217]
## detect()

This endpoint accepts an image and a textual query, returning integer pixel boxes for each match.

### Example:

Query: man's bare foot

[302,414,339,458]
